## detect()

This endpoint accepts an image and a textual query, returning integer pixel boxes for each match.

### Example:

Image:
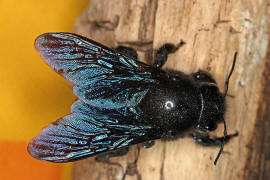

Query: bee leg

[142,140,155,148]
[95,147,129,162]
[191,131,238,146]
[115,46,139,60]
[153,41,185,69]
[192,70,217,84]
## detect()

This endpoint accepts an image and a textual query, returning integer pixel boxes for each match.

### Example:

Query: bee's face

[197,84,225,132]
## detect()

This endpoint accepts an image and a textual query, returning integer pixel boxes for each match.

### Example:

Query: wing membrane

[28,101,161,162]
[35,32,158,108]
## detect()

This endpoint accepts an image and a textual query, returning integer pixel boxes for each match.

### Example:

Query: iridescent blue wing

[35,32,159,108]
[28,100,161,162]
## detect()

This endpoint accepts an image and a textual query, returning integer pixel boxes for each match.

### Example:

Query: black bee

[28,32,238,165]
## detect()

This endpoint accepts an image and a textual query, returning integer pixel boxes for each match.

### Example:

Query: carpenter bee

[28,32,237,165]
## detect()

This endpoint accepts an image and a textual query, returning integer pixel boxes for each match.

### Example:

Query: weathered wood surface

[72,1,269,179]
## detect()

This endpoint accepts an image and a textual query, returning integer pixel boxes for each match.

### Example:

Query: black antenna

[214,52,237,165]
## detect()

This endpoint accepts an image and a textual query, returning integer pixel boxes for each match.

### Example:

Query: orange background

[0,1,89,179]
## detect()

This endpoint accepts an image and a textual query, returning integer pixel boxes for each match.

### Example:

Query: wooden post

[72,1,269,179]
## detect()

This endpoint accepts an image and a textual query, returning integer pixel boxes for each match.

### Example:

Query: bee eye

[165,100,175,110]
[207,122,217,131]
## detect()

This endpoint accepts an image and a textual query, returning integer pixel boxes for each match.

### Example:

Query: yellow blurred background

[0,0,89,179]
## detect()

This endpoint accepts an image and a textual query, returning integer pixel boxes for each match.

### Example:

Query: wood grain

[72,0,269,179]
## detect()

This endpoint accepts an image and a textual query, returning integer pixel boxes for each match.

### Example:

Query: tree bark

[72,1,269,180]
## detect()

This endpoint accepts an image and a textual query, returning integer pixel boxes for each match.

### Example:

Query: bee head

[198,52,237,165]
[196,84,225,132]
